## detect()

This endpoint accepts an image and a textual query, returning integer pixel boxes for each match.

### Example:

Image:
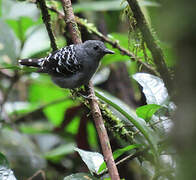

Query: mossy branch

[126,0,172,93]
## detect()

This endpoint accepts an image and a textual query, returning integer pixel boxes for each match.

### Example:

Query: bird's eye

[93,45,99,50]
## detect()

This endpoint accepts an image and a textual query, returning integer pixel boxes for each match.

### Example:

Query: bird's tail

[18,58,44,67]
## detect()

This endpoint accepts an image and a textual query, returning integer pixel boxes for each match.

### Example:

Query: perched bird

[19,40,114,88]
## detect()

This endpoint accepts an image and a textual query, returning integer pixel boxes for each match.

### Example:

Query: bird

[19,40,114,89]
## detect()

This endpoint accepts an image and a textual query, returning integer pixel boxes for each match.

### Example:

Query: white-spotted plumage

[18,40,114,88]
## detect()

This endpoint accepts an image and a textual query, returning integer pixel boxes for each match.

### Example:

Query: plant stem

[87,82,120,179]
[60,0,120,179]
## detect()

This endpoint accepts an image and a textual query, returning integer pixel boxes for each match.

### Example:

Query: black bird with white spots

[19,40,114,88]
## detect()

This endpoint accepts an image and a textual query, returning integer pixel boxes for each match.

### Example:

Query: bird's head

[82,40,114,60]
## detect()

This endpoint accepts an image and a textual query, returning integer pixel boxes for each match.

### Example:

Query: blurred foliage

[0,0,176,179]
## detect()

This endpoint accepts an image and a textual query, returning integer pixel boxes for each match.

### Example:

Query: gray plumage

[18,40,114,88]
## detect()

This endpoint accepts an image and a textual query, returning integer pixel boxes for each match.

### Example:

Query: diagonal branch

[60,0,120,179]
[13,97,70,124]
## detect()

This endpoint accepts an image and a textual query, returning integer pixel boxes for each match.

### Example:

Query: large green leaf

[0,19,20,65]
[95,89,159,162]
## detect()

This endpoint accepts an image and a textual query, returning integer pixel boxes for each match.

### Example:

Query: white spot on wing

[56,67,60,73]
[58,59,62,65]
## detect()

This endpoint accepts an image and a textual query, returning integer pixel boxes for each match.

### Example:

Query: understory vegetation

[0,0,195,179]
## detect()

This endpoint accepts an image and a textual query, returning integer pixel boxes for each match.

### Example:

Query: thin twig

[36,0,58,51]
[126,0,172,93]
[48,6,159,76]
[13,97,70,124]
[60,0,120,179]
[27,170,46,180]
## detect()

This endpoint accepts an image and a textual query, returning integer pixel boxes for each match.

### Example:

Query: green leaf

[64,173,98,180]
[98,144,141,173]
[136,104,162,122]
[95,89,159,162]
[0,19,20,65]
[75,148,104,174]
[132,73,169,106]
[113,144,141,160]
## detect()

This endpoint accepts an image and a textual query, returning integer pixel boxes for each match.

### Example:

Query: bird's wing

[43,45,82,76]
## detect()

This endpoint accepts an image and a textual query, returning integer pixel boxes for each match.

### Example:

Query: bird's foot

[81,93,98,100]
[75,90,97,100]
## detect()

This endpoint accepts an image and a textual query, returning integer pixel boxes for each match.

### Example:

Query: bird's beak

[104,48,115,54]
